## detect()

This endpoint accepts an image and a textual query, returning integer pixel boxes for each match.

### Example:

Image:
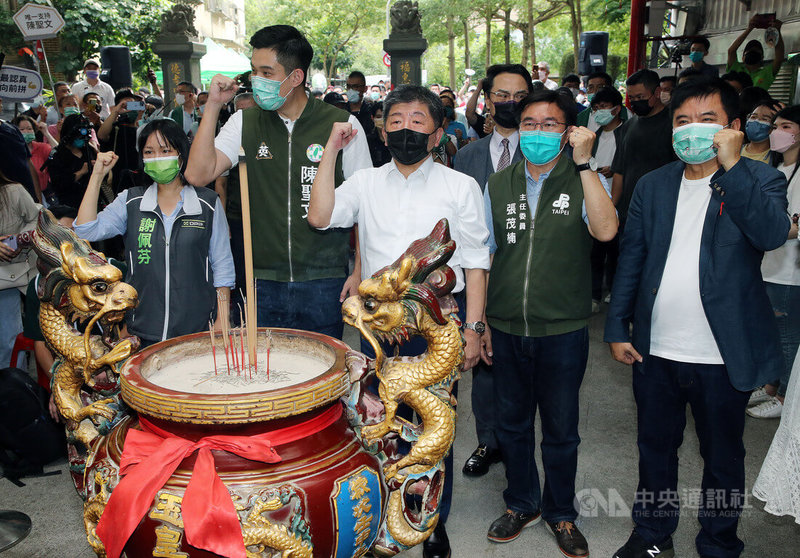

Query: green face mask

[64,106,80,116]
[672,122,723,164]
[143,155,181,184]
[22,132,36,143]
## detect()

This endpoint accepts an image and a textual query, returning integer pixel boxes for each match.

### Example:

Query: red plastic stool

[9,333,50,392]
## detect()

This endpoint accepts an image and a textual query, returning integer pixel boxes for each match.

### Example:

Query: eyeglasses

[491,90,529,102]
[520,120,566,132]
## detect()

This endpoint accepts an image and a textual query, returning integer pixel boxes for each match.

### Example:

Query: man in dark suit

[605,78,789,558]
[453,63,531,477]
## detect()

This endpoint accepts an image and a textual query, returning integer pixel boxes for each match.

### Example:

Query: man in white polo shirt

[71,59,115,119]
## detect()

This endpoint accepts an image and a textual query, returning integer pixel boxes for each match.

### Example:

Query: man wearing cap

[71,59,115,118]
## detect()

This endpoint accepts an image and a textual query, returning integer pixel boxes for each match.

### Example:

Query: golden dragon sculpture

[342,219,463,555]
[240,487,314,558]
[32,210,139,450]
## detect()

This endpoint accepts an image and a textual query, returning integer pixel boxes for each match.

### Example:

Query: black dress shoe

[547,520,589,557]
[462,444,501,477]
[487,509,541,542]
[423,521,450,558]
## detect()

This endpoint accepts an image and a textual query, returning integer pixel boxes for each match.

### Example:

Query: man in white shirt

[605,78,789,558]
[185,25,372,339]
[308,84,490,558]
[70,59,115,119]
[453,63,531,479]
[534,61,558,90]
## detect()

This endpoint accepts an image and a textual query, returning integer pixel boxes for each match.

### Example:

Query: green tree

[36,0,170,81]
[246,0,383,80]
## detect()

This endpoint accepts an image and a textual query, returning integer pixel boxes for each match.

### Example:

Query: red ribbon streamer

[96,403,343,558]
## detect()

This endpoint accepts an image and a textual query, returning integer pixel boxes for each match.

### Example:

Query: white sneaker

[746,397,783,419]
[603,293,612,303]
[748,386,773,406]
[592,300,600,313]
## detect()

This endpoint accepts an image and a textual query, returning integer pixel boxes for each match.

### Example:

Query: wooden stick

[237,148,258,377]
[209,320,217,375]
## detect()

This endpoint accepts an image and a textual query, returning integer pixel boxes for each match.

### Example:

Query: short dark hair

[196,91,209,100]
[562,73,580,86]
[691,36,711,51]
[383,85,445,129]
[678,67,704,81]
[517,88,577,127]
[370,101,384,117]
[48,205,78,220]
[483,64,533,97]
[590,86,623,108]
[114,89,141,105]
[669,78,740,125]
[137,118,191,177]
[626,69,660,92]
[53,81,69,92]
[586,72,613,86]
[82,91,100,103]
[250,25,313,82]
[176,81,197,94]
[659,75,677,88]
[739,86,773,120]
[721,71,753,89]
[348,71,366,84]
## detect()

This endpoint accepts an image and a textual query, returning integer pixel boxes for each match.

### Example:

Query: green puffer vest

[241,99,349,282]
[486,156,592,337]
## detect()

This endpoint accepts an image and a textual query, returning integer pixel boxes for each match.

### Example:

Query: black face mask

[492,101,518,129]
[630,99,652,117]
[386,128,431,166]
[743,50,763,65]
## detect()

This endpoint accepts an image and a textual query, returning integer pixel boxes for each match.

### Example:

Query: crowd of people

[0,16,798,558]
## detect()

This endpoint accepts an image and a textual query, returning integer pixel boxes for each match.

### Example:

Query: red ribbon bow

[96,403,343,558]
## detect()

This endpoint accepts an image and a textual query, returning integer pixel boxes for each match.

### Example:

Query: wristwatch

[464,321,486,335]
[575,157,598,172]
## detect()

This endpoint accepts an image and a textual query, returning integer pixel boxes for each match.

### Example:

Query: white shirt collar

[388,154,435,181]
[490,129,519,153]
[140,183,201,215]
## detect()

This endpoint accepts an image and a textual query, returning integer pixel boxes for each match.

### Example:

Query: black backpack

[0,367,65,484]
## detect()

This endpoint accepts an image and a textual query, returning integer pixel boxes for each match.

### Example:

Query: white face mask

[538,71,547,81]
[175,93,186,105]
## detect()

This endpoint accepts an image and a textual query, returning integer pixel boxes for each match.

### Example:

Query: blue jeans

[491,326,589,522]
[632,355,750,558]
[358,292,465,524]
[255,277,345,339]
[764,282,800,397]
[0,288,23,368]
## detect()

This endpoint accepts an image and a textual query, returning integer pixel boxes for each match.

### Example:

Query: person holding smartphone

[727,14,785,91]
[98,90,146,193]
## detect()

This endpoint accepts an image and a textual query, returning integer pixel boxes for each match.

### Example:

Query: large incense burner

[33,210,462,558]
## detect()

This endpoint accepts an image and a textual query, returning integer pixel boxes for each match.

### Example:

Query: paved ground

[2,309,797,557]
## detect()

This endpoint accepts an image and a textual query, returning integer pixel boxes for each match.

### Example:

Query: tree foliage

[246,0,383,80]
[241,0,631,86]
[16,0,171,81]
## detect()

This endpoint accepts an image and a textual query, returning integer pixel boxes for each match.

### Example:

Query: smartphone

[126,101,145,112]
[2,236,18,251]
[752,13,776,29]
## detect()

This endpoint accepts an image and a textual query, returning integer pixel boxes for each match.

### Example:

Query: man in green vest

[483,89,617,556]
[185,25,372,338]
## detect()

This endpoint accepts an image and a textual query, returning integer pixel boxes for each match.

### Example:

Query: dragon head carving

[342,219,457,367]
[33,210,138,329]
